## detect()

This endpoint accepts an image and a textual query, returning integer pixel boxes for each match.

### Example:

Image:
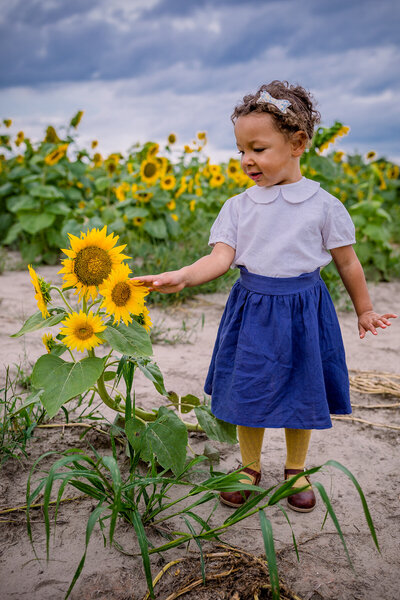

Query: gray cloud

[1,0,399,162]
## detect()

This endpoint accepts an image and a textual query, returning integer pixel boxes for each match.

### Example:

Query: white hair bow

[257,91,292,113]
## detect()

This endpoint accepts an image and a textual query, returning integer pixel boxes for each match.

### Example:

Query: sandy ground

[0,264,400,599]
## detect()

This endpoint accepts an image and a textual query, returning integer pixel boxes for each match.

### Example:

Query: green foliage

[1,116,399,285]
[26,434,380,599]
[0,367,45,465]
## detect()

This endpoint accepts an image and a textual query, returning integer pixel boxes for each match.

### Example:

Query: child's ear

[290,131,308,156]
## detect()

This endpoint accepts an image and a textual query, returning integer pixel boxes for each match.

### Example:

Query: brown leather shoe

[284,468,316,513]
[220,467,262,508]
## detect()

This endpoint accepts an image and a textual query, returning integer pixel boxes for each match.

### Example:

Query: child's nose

[242,153,255,168]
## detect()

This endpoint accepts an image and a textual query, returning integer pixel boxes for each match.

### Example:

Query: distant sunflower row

[29,226,151,353]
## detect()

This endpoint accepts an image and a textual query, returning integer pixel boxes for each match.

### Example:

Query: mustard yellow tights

[237,426,312,487]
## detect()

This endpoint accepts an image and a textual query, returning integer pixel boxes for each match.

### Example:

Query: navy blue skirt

[204,268,351,430]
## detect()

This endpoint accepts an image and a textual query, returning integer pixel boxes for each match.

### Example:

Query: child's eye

[237,150,244,155]
[254,148,265,153]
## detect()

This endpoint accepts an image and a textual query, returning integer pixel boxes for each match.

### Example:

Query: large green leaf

[136,359,167,395]
[94,176,111,192]
[6,194,39,213]
[143,218,168,239]
[29,184,64,199]
[194,405,237,444]
[31,354,105,418]
[11,310,67,337]
[0,182,14,197]
[125,417,147,453]
[145,407,188,476]
[3,222,22,245]
[101,320,152,357]
[8,166,31,180]
[19,211,56,234]
[124,206,149,219]
[45,200,71,216]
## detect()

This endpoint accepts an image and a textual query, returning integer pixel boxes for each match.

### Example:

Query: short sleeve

[208,196,238,249]
[322,198,356,249]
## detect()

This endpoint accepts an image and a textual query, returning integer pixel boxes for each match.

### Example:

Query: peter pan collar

[246,177,320,204]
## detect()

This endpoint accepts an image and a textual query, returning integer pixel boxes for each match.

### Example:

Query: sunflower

[135,191,153,203]
[210,173,225,188]
[15,131,24,146]
[60,311,106,353]
[3,119,12,128]
[166,199,176,210]
[366,151,377,161]
[189,199,196,212]
[99,264,149,326]
[44,125,60,143]
[387,165,399,179]
[93,152,103,167]
[227,160,240,178]
[197,131,207,140]
[91,140,98,149]
[28,265,51,318]
[140,159,160,185]
[42,333,56,353]
[135,306,153,332]
[59,226,130,301]
[171,214,179,222]
[44,143,69,166]
[333,151,345,163]
[156,156,169,178]
[209,164,221,176]
[133,217,145,227]
[167,133,177,144]
[161,175,176,191]
[147,143,159,158]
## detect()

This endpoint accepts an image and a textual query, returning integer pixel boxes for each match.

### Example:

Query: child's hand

[358,310,397,339]
[132,270,186,294]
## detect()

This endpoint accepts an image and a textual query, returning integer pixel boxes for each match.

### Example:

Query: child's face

[234,112,304,187]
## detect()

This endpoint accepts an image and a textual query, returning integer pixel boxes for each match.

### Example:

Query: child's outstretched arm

[133,242,236,293]
[331,245,397,338]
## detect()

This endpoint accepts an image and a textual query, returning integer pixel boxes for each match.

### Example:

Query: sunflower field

[0,112,399,296]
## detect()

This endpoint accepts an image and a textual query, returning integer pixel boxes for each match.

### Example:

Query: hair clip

[257,91,292,113]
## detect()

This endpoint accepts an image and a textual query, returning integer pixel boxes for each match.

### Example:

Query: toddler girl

[136,81,397,512]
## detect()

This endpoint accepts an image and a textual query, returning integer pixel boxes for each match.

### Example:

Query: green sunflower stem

[50,286,74,313]
[96,374,124,413]
[95,375,202,430]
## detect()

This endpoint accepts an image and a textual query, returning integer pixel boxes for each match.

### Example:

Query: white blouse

[208,177,356,278]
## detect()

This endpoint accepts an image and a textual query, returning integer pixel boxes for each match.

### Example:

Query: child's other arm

[330,245,397,338]
[133,242,235,293]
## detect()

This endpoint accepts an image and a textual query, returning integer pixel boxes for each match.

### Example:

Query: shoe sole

[219,496,246,508]
[287,499,316,513]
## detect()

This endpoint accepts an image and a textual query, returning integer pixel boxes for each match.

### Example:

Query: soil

[0,262,400,600]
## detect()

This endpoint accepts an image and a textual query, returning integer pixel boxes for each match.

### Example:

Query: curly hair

[231,81,321,142]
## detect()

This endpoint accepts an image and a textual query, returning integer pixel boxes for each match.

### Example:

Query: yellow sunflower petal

[28,264,50,318]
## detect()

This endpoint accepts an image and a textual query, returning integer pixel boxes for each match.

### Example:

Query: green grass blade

[223,488,272,525]
[313,481,353,569]
[324,459,380,551]
[101,456,122,544]
[64,504,108,599]
[259,510,280,600]
[131,509,154,598]
[276,504,299,561]
[182,516,206,583]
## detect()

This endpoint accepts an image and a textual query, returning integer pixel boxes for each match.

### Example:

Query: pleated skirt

[204,268,351,429]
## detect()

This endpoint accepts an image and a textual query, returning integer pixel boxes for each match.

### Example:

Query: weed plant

[26,416,380,600]
[0,367,45,465]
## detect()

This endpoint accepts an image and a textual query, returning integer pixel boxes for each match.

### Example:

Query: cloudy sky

[1,0,399,162]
